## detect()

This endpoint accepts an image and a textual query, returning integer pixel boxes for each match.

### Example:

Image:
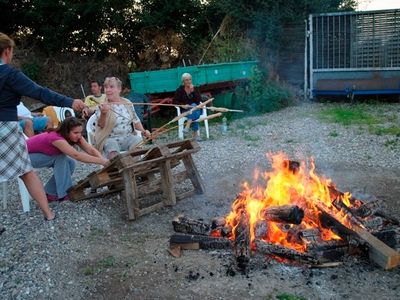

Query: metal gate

[306,9,400,99]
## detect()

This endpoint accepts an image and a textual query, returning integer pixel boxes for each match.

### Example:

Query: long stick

[80,84,86,98]
[134,112,221,148]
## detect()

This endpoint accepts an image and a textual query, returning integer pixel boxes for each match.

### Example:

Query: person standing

[0,32,85,221]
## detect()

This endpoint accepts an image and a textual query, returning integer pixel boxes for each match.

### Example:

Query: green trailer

[128,60,258,95]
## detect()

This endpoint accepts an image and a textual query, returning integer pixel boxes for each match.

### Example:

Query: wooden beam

[319,207,400,270]
[122,168,139,221]
[182,155,204,194]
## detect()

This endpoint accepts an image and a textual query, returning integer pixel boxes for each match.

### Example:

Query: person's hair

[56,117,83,145]
[90,80,102,87]
[0,32,15,56]
[181,73,192,84]
[104,77,122,89]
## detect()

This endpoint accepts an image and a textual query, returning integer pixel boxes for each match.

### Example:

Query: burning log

[331,198,364,227]
[172,215,211,235]
[354,199,382,218]
[261,205,304,225]
[233,211,250,272]
[170,233,231,250]
[210,217,232,237]
[255,239,318,264]
[318,206,400,270]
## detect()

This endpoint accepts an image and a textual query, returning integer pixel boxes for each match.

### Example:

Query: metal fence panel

[312,9,400,69]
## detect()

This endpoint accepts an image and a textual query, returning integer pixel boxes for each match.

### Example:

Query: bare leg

[23,119,34,137]
[20,171,55,220]
[192,130,200,138]
[184,120,192,132]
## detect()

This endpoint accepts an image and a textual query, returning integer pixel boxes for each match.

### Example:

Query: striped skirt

[0,121,32,182]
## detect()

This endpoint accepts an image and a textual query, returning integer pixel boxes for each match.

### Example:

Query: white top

[17,103,33,119]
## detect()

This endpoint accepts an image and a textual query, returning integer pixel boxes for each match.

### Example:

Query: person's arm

[52,139,108,165]
[96,104,110,128]
[8,67,85,110]
[173,86,185,105]
[192,88,202,105]
[133,121,151,137]
[76,137,104,158]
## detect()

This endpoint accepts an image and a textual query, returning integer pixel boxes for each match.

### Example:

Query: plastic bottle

[221,116,228,135]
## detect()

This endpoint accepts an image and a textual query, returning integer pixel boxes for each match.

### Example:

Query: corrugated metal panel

[312,9,400,69]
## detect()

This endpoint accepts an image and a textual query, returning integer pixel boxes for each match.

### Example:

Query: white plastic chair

[0,178,30,212]
[86,113,97,146]
[85,113,142,150]
[176,104,209,140]
[53,106,75,122]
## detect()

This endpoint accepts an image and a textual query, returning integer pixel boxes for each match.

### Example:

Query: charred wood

[373,227,400,249]
[210,217,232,237]
[172,215,211,235]
[254,221,268,239]
[353,200,381,218]
[318,205,400,270]
[233,212,250,272]
[331,198,364,227]
[362,216,383,232]
[261,205,304,225]
[255,239,318,264]
[211,217,226,229]
[169,234,231,250]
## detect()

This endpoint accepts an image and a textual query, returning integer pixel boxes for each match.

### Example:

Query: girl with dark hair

[27,117,108,201]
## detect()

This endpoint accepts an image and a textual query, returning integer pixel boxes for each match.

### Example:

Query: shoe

[183,127,189,134]
[46,194,59,202]
[59,195,70,201]
[194,136,202,142]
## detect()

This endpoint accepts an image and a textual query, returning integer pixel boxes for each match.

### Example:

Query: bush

[233,67,294,116]
[21,60,42,81]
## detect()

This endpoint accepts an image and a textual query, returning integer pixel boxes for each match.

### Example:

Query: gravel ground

[1,101,400,299]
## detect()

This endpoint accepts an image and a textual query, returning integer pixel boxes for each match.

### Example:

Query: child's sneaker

[59,195,70,201]
[46,194,59,202]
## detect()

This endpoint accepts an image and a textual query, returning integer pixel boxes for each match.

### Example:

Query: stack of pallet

[68,140,204,220]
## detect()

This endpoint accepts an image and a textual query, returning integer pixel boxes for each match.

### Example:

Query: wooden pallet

[68,139,204,220]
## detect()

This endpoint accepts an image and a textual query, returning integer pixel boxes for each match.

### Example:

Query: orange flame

[225,152,350,252]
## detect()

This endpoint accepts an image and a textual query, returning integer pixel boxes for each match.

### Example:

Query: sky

[357,0,400,11]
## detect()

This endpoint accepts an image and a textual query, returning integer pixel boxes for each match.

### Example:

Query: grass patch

[384,138,400,149]
[369,125,400,136]
[243,134,260,142]
[98,256,116,268]
[276,293,306,300]
[329,130,339,137]
[318,106,380,126]
[82,255,117,276]
[83,266,96,276]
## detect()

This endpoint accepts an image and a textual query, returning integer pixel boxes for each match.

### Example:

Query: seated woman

[27,117,109,201]
[93,77,150,159]
[173,73,202,140]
